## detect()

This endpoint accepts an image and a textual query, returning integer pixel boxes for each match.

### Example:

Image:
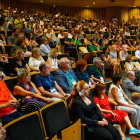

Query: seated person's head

[60,30,64,36]
[13,28,19,37]
[39,62,51,76]
[110,45,116,52]
[15,36,25,47]
[76,59,87,72]
[17,68,30,84]
[2,21,7,27]
[93,57,101,68]
[112,74,122,85]
[72,34,77,40]
[90,39,96,45]
[69,80,89,108]
[108,40,114,46]
[98,39,104,46]
[59,57,70,70]
[64,32,68,38]
[103,47,109,54]
[126,71,136,82]
[0,118,6,140]
[48,48,58,59]
[32,47,41,58]
[93,83,106,98]
[40,37,48,45]
[125,55,133,63]
[13,49,24,60]
[122,45,127,52]
[99,34,103,39]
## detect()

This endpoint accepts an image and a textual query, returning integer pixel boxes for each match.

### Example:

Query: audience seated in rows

[93,83,138,135]
[69,80,122,140]
[108,74,140,130]
[35,62,68,102]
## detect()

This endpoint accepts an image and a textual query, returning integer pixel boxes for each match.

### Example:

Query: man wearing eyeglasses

[122,71,140,105]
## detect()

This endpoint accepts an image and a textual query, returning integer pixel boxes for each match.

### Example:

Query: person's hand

[100,63,104,68]
[100,80,104,84]
[25,96,32,99]
[56,94,65,99]
[111,112,118,117]
[45,98,52,103]
[12,101,19,109]
[128,99,136,105]
[98,121,105,126]
[102,118,108,125]
[5,100,17,108]
[116,106,120,110]
[129,105,137,110]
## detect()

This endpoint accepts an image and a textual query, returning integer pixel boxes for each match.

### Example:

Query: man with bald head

[122,71,140,105]
[62,32,77,60]
[34,62,67,102]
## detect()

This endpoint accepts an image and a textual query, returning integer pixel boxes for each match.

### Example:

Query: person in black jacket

[69,80,122,140]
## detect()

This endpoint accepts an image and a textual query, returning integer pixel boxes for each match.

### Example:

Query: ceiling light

[134,6,136,7]
[93,2,95,4]
[40,0,43,2]
[87,6,89,7]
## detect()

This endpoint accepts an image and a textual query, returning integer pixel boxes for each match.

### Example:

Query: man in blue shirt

[87,57,105,84]
[54,57,79,93]
[35,62,66,102]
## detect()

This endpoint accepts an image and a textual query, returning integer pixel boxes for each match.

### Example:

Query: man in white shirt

[135,46,140,59]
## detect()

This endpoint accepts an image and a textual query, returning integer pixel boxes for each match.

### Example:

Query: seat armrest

[81,123,86,127]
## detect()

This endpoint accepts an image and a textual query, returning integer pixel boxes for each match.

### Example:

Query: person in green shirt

[14,16,22,29]
[89,39,99,56]
[98,39,105,50]
[71,34,82,47]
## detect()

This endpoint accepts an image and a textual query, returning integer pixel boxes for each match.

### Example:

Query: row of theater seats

[3,100,82,140]
[3,79,113,140]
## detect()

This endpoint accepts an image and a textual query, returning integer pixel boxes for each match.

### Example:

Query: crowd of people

[1,7,140,140]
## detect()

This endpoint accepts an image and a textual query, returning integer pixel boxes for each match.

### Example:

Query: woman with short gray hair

[119,45,128,60]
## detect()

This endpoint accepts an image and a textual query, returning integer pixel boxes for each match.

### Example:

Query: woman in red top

[0,67,23,125]
[93,83,135,133]
[116,40,122,51]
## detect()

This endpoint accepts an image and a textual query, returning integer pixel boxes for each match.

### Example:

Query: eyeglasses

[131,75,136,77]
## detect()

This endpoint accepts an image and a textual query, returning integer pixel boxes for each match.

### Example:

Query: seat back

[57,53,69,60]
[3,77,18,93]
[96,51,103,57]
[5,45,12,57]
[4,111,45,140]
[105,81,113,96]
[120,60,125,71]
[39,100,69,138]
[0,45,4,54]
[61,119,81,140]
[42,55,48,61]
[24,57,30,63]
[31,72,39,83]
[7,31,13,37]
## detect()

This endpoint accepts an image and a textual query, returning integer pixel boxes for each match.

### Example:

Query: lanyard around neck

[93,65,102,76]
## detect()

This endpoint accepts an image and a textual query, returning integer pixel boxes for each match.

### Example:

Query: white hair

[93,57,101,65]
[59,57,69,69]
[122,45,127,49]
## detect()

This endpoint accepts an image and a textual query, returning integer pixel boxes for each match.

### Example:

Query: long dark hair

[92,84,106,98]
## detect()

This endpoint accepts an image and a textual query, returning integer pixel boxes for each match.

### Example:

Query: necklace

[17,60,22,66]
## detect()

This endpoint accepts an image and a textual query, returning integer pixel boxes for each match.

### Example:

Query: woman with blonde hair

[69,80,122,140]
[47,48,59,71]
[11,48,30,75]
[28,48,45,72]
